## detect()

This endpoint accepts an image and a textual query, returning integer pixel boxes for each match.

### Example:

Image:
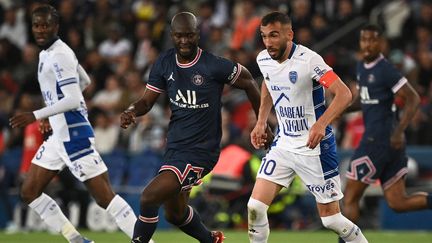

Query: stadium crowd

[0,0,431,232]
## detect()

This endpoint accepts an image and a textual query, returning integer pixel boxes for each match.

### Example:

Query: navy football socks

[177,205,212,243]
[132,206,159,243]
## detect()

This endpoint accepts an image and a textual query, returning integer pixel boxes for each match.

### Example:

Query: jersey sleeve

[51,52,79,88]
[146,55,166,93]
[210,56,241,85]
[309,54,339,88]
[384,62,407,93]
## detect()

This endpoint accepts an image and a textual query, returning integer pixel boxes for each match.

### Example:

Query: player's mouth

[35,36,47,43]
[362,50,372,57]
[267,49,278,57]
[179,45,192,51]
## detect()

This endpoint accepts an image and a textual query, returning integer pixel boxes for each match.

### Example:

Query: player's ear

[287,29,294,41]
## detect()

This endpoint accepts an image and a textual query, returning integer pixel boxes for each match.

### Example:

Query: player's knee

[139,192,159,208]
[247,198,268,220]
[387,199,407,213]
[20,184,40,204]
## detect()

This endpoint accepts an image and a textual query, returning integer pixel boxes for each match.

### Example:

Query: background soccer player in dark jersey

[120,12,271,243]
[339,24,432,242]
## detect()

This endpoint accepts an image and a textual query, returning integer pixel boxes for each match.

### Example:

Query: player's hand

[390,130,405,150]
[250,122,268,149]
[307,122,325,149]
[120,109,136,129]
[38,119,52,134]
[9,112,36,128]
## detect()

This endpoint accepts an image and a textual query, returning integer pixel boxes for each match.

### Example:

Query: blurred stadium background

[0,0,431,242]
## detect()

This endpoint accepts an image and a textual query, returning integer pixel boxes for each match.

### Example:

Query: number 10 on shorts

[259,158,276,175]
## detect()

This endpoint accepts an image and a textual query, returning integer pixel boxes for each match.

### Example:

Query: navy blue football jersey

[356,54,407,143]
[147,48,241,163]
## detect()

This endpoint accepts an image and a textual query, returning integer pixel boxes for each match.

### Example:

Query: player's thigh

[294,152,343,204]
[84,171,115,208]
[141,170,182,206]
[21,163,58,202]
[343,178,369,204]
[251,178,283,205]
[253,147,294,204]
[22,139,65,199]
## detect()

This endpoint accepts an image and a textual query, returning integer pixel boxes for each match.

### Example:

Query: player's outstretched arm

[391,82,420,149]
[307,78,352,149]
[10,82,82,128]
[120,88,160,129]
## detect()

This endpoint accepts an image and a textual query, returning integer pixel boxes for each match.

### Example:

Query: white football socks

[247,198,270,243]
[29,193,81,241]
[106,194,137,238]
[321,213,368,243]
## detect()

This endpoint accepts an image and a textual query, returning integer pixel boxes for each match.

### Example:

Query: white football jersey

[257,44,336,156]
[38,39,93,142]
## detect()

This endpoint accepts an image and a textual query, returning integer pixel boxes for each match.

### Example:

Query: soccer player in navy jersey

[9,4,146,243]
[120,12,270,243]
[339,24,432,242]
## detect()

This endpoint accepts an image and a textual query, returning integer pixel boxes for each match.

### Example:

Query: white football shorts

[256,146,343,204]
[31,136,107,182]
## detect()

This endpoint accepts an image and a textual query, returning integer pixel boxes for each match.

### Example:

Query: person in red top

[230,1,261,50]
[20,121,44,174]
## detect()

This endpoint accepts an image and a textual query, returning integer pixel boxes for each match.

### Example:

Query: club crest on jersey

[367,74,375,83]
[289,71,297,84]
[192,74,204,86]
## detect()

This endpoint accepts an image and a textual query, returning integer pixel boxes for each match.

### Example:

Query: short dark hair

[261,12,291,26]
[32,4,59,24]
[360,24,382,36]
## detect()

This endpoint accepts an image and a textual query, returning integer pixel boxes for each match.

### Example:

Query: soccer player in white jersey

[247,12,368,243]
[9,5,154,243]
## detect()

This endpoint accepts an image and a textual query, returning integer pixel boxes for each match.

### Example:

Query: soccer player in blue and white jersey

[248,12,368,243]
[120,12,270,243]
[9,5,152,243]
[340,24,432,242]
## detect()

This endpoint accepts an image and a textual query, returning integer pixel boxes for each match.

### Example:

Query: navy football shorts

[346,140,408,190]
[160,149,214,191]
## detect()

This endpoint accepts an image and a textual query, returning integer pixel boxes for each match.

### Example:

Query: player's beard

[362,49,379,63]
[268,43,287,61]
[276,43,287,60]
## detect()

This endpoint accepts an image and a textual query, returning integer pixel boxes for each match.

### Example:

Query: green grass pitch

[1,230,432,243]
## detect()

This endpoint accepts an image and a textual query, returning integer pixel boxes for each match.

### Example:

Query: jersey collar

[176,48,202,68]
[287,43,297,59]
[363,53,384,69]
